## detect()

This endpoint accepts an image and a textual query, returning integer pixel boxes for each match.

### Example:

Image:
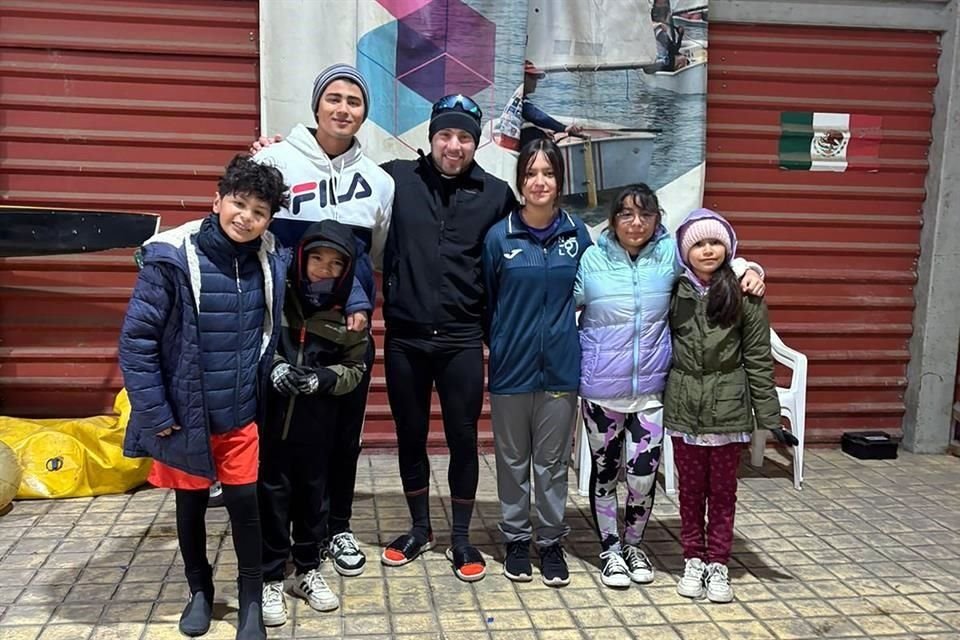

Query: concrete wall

[712,0,960,452]
[904,3,960,453]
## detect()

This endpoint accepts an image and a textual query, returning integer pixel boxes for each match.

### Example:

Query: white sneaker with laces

[292,568,340,612]
[261,580,287,627]
[677,557,706,599]
[622,544,655,584]
[599,549,632,588]
[327,531,366,577]
[705,562,734,603]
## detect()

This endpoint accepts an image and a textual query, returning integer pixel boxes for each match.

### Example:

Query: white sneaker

[261,581,287,627]
[292,568,339,612]
[327,531,366,577]
[677,557,706,599]
[705,562,734,603]
[622,544,655,584]
[599,550,632,588]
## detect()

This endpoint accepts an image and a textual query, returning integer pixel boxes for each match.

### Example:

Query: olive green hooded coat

[663,209,781,436]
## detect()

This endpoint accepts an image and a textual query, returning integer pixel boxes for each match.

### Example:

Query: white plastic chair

[660,327,807,494]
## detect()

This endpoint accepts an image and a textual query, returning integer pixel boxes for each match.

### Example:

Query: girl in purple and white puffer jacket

[575,185,763,589]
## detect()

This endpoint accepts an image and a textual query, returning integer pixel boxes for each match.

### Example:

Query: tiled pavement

[1,448,959,639]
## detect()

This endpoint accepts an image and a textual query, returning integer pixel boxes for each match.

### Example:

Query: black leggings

[259,435,334,581]
[327,337,374,535]
[176,483,261,592]
[384,336,483,500]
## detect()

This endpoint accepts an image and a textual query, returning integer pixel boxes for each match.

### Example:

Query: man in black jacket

[378,95,517,582]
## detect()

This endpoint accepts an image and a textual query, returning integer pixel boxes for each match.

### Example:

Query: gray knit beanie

[311,64,370,122]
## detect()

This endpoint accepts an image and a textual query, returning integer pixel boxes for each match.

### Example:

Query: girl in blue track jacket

[482,138,591,587]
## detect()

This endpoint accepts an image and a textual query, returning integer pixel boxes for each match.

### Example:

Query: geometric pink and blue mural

[357,0,496,136]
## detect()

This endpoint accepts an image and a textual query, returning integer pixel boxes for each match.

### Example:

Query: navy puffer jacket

[194,216,266,433]
[119,216,289,479]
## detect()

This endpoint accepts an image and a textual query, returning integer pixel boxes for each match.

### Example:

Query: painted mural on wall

[261,0,709,227]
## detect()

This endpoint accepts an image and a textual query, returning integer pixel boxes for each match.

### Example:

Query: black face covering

[292,220,357,312]
[301,276,337,309]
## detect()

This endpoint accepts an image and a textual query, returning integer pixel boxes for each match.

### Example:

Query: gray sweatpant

[491,391,578,547]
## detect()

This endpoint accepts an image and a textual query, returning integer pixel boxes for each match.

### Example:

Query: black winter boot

[179,566,214,637]
[235,576,266,640]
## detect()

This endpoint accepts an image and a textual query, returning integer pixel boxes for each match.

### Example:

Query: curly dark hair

[217,154,289,214]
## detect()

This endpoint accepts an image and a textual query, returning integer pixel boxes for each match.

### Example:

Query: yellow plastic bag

[0,441,22,509]
[0,389,151,499]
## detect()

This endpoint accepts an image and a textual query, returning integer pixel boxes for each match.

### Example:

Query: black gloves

[270,362,301,396]
[270,362,338,397]
[295,372,320,394]
[771,428,799,447]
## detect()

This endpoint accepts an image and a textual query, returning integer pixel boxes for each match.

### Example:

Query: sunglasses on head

[431,94,483,121]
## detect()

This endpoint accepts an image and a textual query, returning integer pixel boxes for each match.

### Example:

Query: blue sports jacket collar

[506,208,577,242]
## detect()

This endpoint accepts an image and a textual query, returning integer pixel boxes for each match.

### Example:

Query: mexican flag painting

[779,112,882,172]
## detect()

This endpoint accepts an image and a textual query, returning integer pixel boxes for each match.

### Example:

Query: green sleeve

[325,330,369,396]
[740,296,781,430]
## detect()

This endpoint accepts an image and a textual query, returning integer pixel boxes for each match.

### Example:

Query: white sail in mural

[525,0,658,71]
[671,0,707,13]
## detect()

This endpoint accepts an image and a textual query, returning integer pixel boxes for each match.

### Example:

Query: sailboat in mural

[635,0,708,95]
[479,0,663,199]
[671,0,708,27]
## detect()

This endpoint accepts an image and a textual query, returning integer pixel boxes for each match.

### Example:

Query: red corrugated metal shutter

[705,23,938,443]
[0,0,260,417]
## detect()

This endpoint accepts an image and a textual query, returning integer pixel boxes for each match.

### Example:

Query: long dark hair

[516,138,565,207]
[705,262,742,327]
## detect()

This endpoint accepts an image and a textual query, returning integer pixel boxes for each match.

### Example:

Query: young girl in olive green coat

[663,208,785,604]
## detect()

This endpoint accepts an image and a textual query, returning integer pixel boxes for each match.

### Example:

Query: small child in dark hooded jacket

[258,219,370,626]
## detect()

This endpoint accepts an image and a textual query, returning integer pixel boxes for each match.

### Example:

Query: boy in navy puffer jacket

[119,155,288,640]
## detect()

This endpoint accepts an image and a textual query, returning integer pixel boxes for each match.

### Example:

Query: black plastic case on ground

[841,431,900,460]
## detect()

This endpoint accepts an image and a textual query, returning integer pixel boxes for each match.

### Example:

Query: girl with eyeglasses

[574,185,765,589]
[482,138,592,586]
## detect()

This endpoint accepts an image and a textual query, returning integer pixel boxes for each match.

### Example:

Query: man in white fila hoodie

[252,64,394,621]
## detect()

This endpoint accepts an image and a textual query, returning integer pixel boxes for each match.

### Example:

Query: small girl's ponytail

[706,263,742,327]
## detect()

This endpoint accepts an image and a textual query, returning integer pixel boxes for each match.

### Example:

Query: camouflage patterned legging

[581,399,664,553]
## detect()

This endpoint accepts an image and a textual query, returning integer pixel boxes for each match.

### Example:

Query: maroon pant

[672,437,743,565]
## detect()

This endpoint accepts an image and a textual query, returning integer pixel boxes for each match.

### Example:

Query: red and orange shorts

[147,422,259,490]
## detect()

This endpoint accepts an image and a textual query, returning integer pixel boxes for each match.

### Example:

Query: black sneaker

[539,543,570,587]
[503,541,532,582]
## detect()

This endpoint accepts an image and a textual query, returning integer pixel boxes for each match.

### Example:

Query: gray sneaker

[327,531,366,576]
